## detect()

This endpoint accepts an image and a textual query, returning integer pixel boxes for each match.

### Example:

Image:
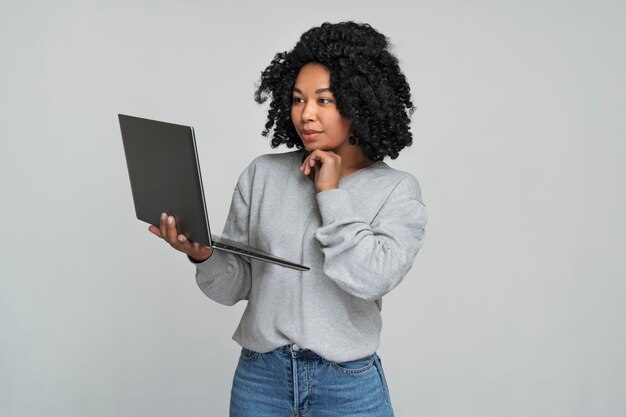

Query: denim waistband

[272,344,321,359]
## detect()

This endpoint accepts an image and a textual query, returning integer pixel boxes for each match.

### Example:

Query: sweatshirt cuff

[316,188,355,224]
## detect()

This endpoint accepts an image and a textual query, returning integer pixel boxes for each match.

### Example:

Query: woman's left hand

[300,150,342,192]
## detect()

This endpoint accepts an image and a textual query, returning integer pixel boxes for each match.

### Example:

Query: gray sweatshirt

[190,149,427,362]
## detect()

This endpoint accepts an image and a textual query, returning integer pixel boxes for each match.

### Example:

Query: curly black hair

[254,21,415,161]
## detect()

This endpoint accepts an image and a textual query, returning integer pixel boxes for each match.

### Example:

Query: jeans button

[292,344,300,351]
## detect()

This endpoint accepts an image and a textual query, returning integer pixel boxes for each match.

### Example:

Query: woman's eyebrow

[292,87,332,94]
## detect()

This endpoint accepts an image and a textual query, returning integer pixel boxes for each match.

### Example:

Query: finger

[190,241,199,252]
[177,233,197,250]
[159,212,168,239]
[302,160,312,175]
[307,153,321,174]
[166,215,179,245]
[167,219,192,251]
[194,243,214,259]
[186,240,210,260]
[300,155,309,172]
[313,150,332,165]
[189,240,208,252]
[149,225,162,237]
[176,233,195,253]
[313,159,322,175]
[306,150,323,170]
[316,151,338,169]
[309,154,321,173]
[311,156,321,174]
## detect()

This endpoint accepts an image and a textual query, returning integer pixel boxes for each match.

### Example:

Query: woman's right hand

[148,212,214,263]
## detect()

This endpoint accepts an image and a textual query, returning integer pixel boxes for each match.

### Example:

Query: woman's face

[291,63,352,154]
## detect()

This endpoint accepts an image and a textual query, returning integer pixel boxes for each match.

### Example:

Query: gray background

[1,0,625,416]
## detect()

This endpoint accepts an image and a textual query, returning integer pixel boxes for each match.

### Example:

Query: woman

[149,21,427,417]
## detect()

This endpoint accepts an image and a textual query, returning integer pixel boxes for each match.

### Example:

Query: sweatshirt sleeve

[190,168,253,306]
[314,174,427,301]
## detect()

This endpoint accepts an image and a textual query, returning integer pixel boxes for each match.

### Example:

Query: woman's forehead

[293,63,331,92]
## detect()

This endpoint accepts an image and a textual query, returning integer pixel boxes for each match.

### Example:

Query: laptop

[118,114,310,271]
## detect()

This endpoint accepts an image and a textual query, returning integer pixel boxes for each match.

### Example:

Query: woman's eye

[319,98,333,104]
[292,97,304,104]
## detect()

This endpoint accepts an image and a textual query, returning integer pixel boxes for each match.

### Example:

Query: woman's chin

[303,142,328,152]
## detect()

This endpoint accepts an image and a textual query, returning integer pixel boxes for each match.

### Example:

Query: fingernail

[178,235,185,241]
[168,216,173,224]
[161,212,166,219]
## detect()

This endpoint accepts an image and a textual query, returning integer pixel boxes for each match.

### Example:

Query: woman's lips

[302,130,322,141]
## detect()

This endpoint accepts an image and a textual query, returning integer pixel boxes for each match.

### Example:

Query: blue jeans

[230,344,394,417]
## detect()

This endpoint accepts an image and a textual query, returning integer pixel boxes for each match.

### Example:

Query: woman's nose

[301,102,317,122]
